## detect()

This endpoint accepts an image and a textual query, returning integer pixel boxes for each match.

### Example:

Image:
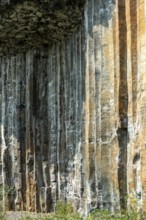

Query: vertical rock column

[135,0,146,209]
[123,0,146,210]
[25,51,36,212]
[126,0,140,209]
[0,55,26,211]
[84,0,120,212]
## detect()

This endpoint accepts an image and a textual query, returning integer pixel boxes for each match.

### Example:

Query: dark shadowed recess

[117,0,129,210]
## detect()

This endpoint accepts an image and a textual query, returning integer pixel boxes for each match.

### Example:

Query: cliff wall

[0,0,146,215]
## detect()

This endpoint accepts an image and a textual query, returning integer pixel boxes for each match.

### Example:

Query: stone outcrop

[0,0,146,216]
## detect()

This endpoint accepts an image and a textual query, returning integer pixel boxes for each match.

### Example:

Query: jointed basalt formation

[0,0,146,216]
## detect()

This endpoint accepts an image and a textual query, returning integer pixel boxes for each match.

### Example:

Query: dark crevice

[117,0,128,210]
[59,44,67,202]
[19,53,26,211]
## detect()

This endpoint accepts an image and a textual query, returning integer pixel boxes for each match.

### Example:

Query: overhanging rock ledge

[0,0,84,55]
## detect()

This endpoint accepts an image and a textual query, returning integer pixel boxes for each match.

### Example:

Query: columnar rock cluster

[0,0,146,215]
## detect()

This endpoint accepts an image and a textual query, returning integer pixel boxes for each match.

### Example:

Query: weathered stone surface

[0,0,146,216]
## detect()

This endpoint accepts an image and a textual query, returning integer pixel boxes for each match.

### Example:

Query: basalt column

[83,0,120,213]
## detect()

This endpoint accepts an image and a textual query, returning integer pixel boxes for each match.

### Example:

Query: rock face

[0,0,146,215]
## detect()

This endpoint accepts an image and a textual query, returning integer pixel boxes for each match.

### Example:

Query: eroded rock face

[0,0,146,216]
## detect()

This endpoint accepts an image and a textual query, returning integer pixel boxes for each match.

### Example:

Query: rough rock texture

[0,0,146,216]
[0,0,83,55]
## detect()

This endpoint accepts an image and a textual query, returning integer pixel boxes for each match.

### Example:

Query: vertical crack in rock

[17,54,26,211]
[58,43,67,202]
[117,0,128,210]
